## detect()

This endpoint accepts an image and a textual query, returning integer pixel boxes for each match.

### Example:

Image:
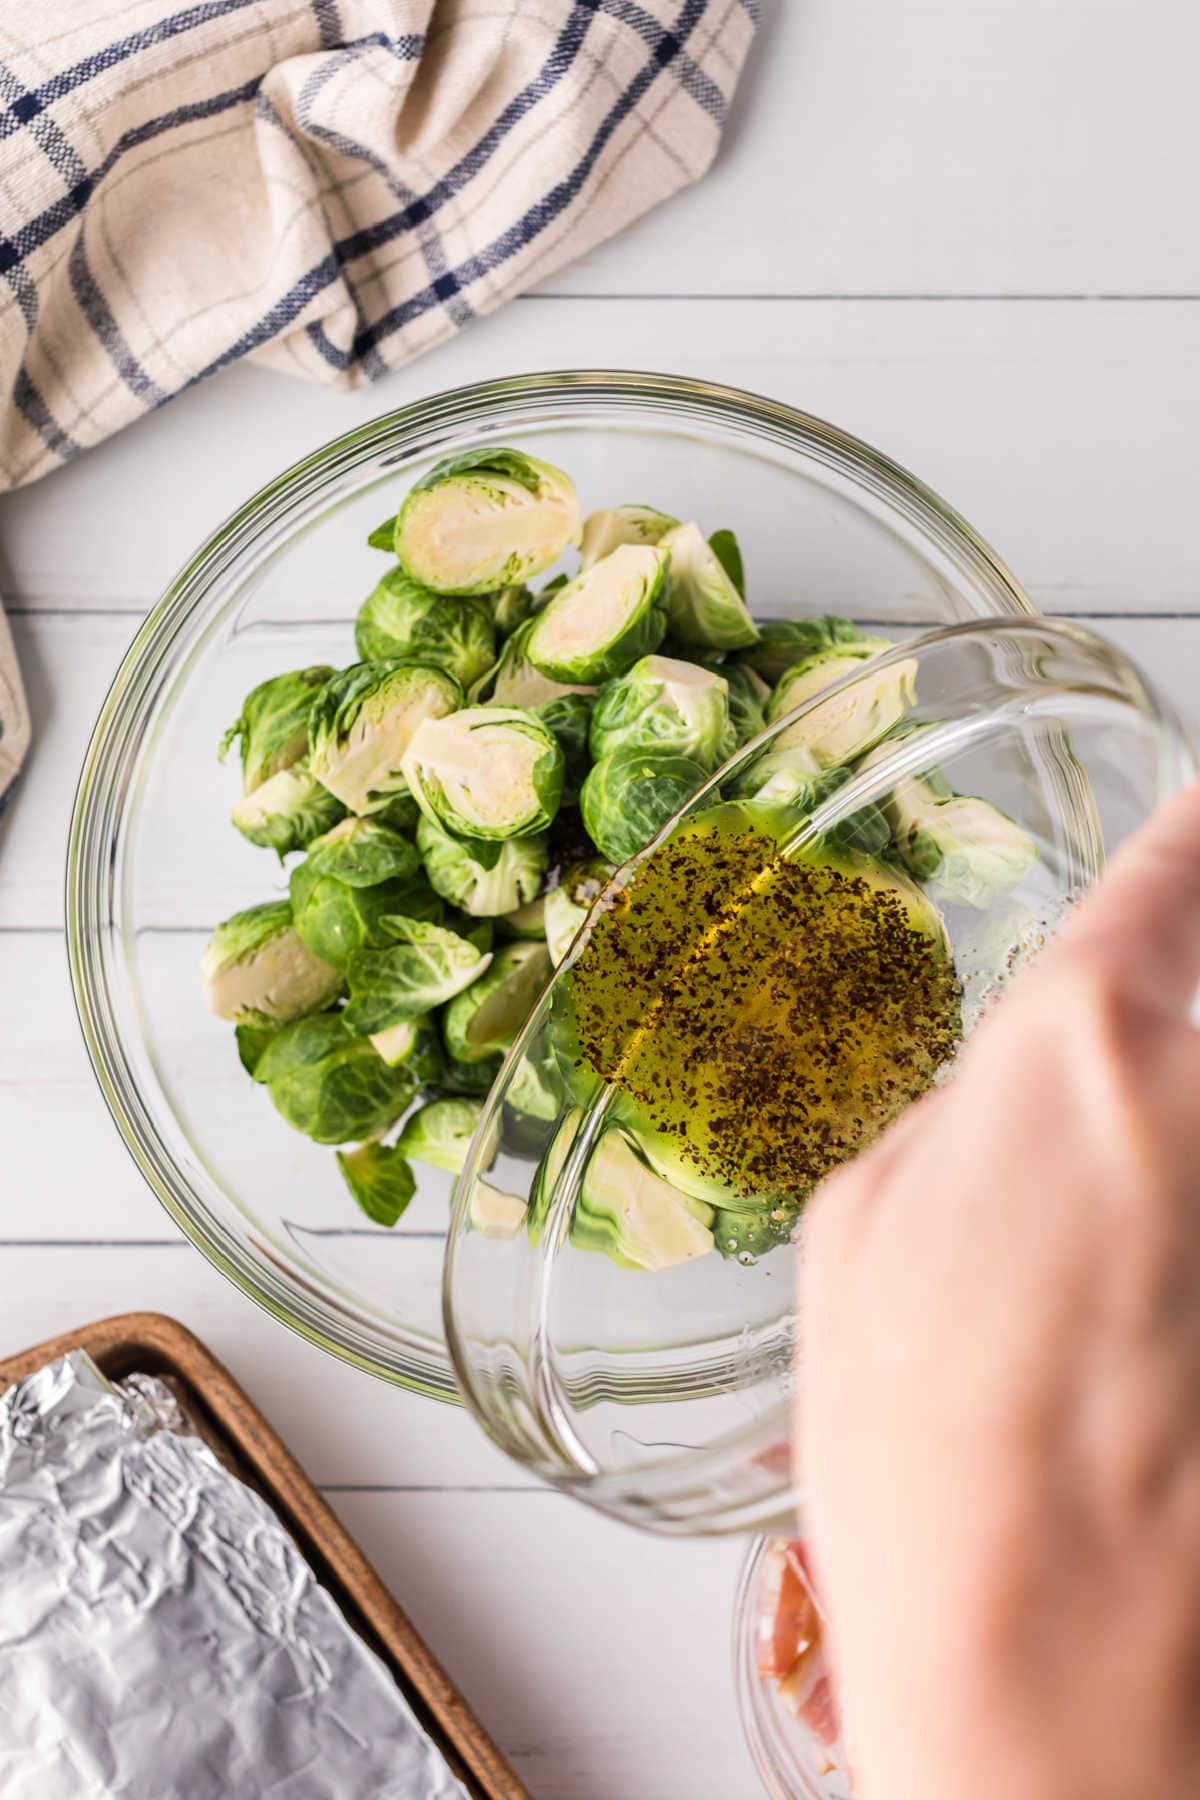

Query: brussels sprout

[289,860,439,972]
[506,1049,562,1122]
[766,642,915,768]
[353,568,496,690]
[467,1181,528,1238]
[336,1141,417,1227]
[533,692,592,802]
[624,1111,737,1209]
[201,900,342,1023]
[489,584,534,639]
[305,816,422,888]
[230,759,345,857]
[496,894,546,940]
[472,619,596,708]
[443,941,553,1064]
[580,749,708,867]
[544,857,613,965]
[707,528,745,596]
[256,1013,414,1145]
[235,1012,282,1078]
[393,449,581,595]
[343,916,493,1034]
[658,521,759,651]
[525,544,669,683]
[397,1097,484,1173]
[880,775,1037,906]
[708,660,769,746]
[219,665,334,794]
[578,503,678,570]
[712,1203,801,1262]
[308,661,463,816]
[401,705,564,842]
[571,1128,715,1271]
[416,812,549,917]
[739,615,871,685]
[588,655,735,771]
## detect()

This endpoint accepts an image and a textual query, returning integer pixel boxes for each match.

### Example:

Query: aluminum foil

[0,1352,469,1799]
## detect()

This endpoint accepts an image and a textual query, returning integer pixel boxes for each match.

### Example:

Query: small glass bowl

[734,1538,852,1800]
[67,370,1039,1402]
[443,617,1195,1530]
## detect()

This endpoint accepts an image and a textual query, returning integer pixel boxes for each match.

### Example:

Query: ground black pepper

[569,814,962,1204]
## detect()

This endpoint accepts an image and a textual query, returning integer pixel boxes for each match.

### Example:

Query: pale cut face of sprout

[402,712,546,835]
[528,544,664,675]
[773,654,918,768]
[202,925,340,1023]
[491,652,593,709]
[578,503,678,570]
[317,682,455,814]
[401,472,580,594]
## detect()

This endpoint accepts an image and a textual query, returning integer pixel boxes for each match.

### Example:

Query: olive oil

[569,811,962,1206]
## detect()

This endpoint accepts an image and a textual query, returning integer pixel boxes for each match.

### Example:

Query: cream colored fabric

[0,0,758,490]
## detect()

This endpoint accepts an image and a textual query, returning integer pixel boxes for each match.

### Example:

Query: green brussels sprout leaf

[343,917,493,1033]
[588,654,735,772]
[219,665,334,794]
[305,816,422,889]
[739,615,872,685]
[707,528,745,597]
[336,1141,417,1227]
[397,1097,485,1174]
[257,1013,414,1145]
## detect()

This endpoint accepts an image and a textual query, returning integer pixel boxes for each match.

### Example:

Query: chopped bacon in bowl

[755,1541,849,1785]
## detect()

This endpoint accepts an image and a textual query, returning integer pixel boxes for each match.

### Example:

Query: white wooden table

[1,5,1197,1794]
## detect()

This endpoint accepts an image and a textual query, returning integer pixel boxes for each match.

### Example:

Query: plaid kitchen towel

[0,599,28,815]
[0,0,758,491]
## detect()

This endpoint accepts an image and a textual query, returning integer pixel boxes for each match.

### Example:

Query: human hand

[800,780,1200,1800]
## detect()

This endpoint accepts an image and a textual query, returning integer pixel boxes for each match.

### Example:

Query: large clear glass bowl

[67,370,1039,1402]
[443,619,1196,1529]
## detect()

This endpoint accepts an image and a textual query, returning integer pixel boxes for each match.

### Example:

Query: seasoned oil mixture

[569,812,962,1205]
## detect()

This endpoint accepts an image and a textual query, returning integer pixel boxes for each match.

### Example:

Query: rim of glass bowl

[734,1538,836,1800]
[65,369,1037,1403]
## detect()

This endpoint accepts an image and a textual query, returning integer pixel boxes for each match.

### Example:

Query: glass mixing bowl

[68,370,1040,1402]
[443,619,1196,1529]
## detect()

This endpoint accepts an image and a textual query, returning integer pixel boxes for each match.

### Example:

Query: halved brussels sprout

[739,614,871,685]
[219,665,334,794]
[580,749,708,867]
[707,528,745,595]
[658,522,759,651]
[623,1111,737,1210]
[231,759,345,857]
[578,503,678,570]
[588,655,735,771]
[401,705,564,841]
[571,1128,715,1271]
[289,860,438,972]
[442,940,552,1064]
[766,641,915,768]
[305,816,422,888]
[416,813,549,917]
[397,1096,484,1174]
[343,916,493,1034]
[354,568,496,690]
[255,1013,414,1145]
[730,755,893,857]
[489,584,534,639]
[336,1141,417,1227]
[393,449,580,594]
[309,661,463,816]
[201,900,342,1023]
[525,544,669,683]
[472,619,596,708]
[868,759,1037,906]
[544,857,613,965]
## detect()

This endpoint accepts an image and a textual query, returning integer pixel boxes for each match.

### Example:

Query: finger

[1047,777,1200,1019]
